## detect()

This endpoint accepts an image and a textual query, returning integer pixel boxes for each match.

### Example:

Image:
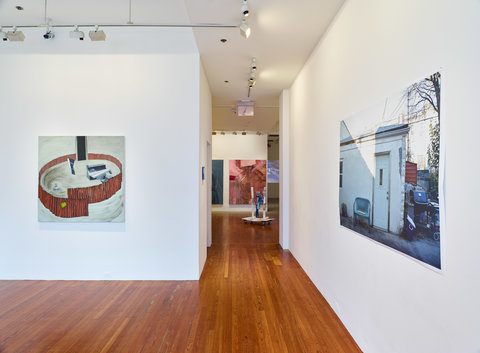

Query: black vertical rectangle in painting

[212,160,224,205]
[77,136,87,161]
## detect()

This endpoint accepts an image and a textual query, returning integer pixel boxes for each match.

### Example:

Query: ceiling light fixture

[239,19,250,39]
[221,131,225,135]
[1,0,242,42]
[69,25,84,40]
[251,57,257,71]
[89,25,106,41]
[249,72,257,86]
[43,27,54,39]
[241,0,249,17]
[41,1,54,39]
[242,132,247,135]
[233,131,238,135]
[6,27,25,41]
[247,57,257,96]
[0,28,7,41]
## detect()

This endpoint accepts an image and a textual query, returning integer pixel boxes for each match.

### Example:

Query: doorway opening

[209,132,280,247]
[267,134,280,212]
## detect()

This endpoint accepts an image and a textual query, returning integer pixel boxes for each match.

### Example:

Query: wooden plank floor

[0,212,361,353]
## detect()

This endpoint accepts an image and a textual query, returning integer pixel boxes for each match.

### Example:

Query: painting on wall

[229,160,266,205]
[339,72,442,269]
[267,160,280,183]
[212,160,224,205]
[38,136,125,222]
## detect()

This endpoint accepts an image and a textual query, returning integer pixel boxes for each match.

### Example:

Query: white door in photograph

[373,154,390,231]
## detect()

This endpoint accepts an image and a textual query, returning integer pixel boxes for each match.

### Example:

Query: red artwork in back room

[229,160,266,205]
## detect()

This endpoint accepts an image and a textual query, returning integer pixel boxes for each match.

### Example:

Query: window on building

[339,159,343,188]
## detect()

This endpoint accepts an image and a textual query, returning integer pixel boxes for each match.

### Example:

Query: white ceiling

[0,0,345,133]
[185,0,345,133]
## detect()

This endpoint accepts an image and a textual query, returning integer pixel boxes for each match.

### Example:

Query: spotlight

[247,58,257,90]
[249,72,257,85]
[256,131,262,135]
[242,132,247,135]
[212,131,217,135]
[239,19,250,39]
[221,131,225,135]
[89,25,106,41]
[69,25,84,40]
[6,27,25,41]
[233,131,238,135]
[0,28,7,41]
[43,29,54,39]
[241,0,249,17]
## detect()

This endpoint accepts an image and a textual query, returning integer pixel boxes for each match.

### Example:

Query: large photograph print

[38,136,125,222]
[229,160,266,205]
[339,72,442,269]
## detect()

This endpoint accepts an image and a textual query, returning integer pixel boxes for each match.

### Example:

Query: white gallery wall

[199,61,212,270]
[279,89,290,250]
[267,137,280,199]
[0,30,210,280]
[212,134,267,210]
[287,0,480,352]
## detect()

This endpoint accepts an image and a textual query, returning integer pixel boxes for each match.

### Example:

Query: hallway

[199,212,361,352]
[0,212,360,353]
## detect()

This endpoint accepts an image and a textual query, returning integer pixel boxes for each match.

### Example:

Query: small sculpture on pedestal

[242,186,274,226]
[255,191,263,218]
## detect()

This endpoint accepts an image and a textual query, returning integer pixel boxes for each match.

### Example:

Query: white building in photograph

[340,121,409,234]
